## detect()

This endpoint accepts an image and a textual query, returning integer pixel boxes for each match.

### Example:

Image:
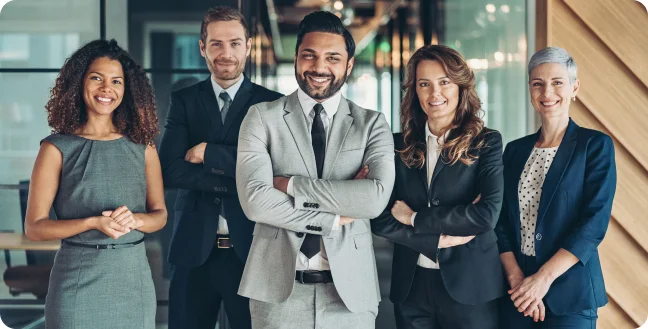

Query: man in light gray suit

[235,11,395,329]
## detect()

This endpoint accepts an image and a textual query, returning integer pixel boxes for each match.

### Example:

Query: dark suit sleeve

[158,92,236,195]
[413,131,504,236]
[495,144,516,254]
[371,148,440,260]
[202,90,284,180]
[561,134,616,265]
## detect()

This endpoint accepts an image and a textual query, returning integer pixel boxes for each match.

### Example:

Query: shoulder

[576,127,614,156]
[505,133,535,151]
[250,95,288,113]
[478,127,502,145]
[346,99,385,124]
[250,83,283,102]
[171,80,204,100]
[41,133,76,154]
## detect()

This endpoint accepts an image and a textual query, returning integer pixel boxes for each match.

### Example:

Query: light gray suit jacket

[235,91,395,313]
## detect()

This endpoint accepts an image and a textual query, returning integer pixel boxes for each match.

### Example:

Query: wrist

[536,267,558,282]
[86,216,99,230]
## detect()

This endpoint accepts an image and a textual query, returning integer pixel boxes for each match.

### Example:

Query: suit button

[214,198,220,204]
[303,202,309,208]
[218,170,224,175]
[314,204,319,209]
[431,199,439,206]
[211,168,218,173]
[536,233,542,241]
[296,232,305,238]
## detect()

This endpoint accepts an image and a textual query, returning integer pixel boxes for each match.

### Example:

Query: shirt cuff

[410,212,417,227]
[287,177,295,197]
[332,215,341,230]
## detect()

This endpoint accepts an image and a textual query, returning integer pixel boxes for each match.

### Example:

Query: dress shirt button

[535,233,542,241]
[296,232,305,238]
[214,198,220,204]
[431,199,440,206]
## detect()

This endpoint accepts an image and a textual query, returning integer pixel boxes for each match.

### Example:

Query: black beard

[295,67,348,101]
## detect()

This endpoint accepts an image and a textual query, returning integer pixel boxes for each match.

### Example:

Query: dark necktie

[218,91,232,224]
[300,103,326,259]
[219,91,232,124]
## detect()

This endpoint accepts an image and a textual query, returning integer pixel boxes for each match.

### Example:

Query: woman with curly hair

[371,45,505,329]
[24,39,167,329]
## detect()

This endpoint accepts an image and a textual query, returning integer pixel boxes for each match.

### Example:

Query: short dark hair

[295,11,355,59]
[201,6,249,42]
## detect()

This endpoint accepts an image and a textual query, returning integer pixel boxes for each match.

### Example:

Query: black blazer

[159,76,282,266]
[495,119,616,315]
[372,129,506,305]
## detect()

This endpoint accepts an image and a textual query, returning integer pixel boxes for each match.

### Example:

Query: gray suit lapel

[283,91,317,178]
[323,97,353,179]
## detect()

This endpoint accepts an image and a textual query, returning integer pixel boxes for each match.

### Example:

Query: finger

[525,300,540,317]
[109,221,129,233]
[111,206,130,218]
[113,211,133,224]
[102,211,112,217]
[539,302,546,321]
[532,307,539,322]
[510,285,524,299]
[517,298,533,314]
[119,217,136,228]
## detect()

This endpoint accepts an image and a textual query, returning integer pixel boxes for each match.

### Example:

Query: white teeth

[430,101,446,106]
[97,97,112,102]
[310,77,329,83]
[541,101,559,106]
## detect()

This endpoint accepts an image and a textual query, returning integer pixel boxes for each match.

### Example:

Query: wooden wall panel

[564,0,648,87]
[552,0,648,170]
[538,0,648,326]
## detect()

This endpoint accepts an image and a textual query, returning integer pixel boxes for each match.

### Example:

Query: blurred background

[0,0,645,328]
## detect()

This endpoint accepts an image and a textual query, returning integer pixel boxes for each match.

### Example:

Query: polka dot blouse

[518,146,558,256]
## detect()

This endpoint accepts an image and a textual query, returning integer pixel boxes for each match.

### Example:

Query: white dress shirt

[286,87,342,271]
[410,125,447,269]
[518,146,558,256]
[210,75,244,235]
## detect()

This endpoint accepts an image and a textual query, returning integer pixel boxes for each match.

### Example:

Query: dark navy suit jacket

[495,118,616,315]
[159,76,282,266]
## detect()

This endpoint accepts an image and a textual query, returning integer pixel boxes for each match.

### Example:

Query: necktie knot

[219,91,232,104]
[313,103,324,116]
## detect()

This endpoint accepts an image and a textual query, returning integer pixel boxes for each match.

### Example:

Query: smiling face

[83,57,125,117]
[415,60,460,124]
[295,31,354,101]
[199,20,251,83]
[529,63,579,119]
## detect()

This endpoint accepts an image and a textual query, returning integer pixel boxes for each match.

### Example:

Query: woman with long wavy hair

[24,39,167,329]
[372,44,505,329]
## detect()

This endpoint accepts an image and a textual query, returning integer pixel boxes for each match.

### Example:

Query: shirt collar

[425,124,449,146]
[297,87,342,118]
[210,74,245,101]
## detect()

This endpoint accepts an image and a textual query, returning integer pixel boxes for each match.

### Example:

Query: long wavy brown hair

[398,45,486,168]
[45,39,158,145]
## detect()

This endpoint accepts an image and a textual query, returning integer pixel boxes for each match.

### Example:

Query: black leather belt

[62,237,145,249]
[295,270,333,284]
[216,235,233,248]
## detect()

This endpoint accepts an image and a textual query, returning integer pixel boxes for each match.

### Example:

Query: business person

[371,45,505,329]
[496,47,616,328]
[25,39,166,329]
[158,6,282,329]
[236,11,395,329]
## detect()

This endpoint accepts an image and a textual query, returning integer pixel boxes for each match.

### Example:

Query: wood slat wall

[537,1,648,327]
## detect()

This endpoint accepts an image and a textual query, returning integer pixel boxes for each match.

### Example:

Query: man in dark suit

[158,6,282,329]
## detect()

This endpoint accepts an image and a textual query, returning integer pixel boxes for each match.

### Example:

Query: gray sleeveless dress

[42,134,156,329]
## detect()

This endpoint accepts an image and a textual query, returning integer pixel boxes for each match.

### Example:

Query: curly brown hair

[399,45,486,168]
[45,39,158,145]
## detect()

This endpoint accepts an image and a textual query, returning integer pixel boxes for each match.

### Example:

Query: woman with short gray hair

[495,46,616,328]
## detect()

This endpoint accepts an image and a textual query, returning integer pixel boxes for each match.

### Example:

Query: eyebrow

[89,72,123,79]
[417,76,449,81]
[301,49,343,56]
[530,77,565,81]
[208,38,245,43]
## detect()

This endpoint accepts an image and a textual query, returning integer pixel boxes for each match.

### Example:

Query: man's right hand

[339,216,356,225]
[438,234,475,248]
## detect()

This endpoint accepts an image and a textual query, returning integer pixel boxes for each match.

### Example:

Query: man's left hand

[273,176,290,193]
[185,142,207,163]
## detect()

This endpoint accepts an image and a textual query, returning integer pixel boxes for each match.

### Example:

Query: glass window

[0,0,101,69]
[444,1,529,144]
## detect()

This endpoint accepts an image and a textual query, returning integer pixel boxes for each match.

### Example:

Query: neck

[427,116,453,137]
[213,73,243,90]
[537,115,569,147]
[79,114,118,137]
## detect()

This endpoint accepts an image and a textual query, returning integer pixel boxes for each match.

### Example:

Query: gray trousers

[250,281,377,329]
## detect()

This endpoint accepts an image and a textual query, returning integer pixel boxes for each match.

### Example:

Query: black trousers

[169,244,251,329]
[499,255,598,329]
[394,267,498,329]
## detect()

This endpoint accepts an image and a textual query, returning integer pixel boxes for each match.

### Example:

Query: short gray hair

[528,47,578,84]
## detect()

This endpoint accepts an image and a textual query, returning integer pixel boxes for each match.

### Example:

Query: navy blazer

[159,76,282,266]
[495,118,616,315]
